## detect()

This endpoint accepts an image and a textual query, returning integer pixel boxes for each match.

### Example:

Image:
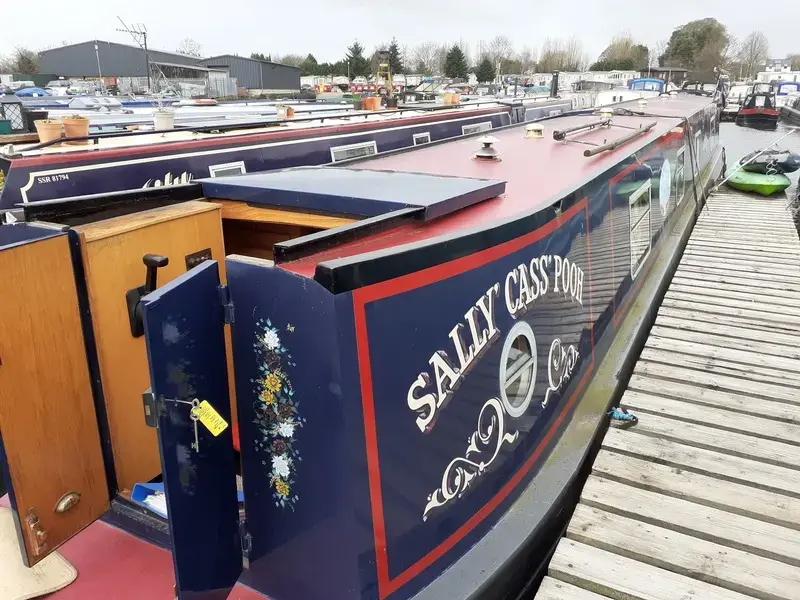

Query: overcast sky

[1,2,796,65]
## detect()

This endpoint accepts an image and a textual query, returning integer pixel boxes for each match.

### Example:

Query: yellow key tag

[192,400,229,437]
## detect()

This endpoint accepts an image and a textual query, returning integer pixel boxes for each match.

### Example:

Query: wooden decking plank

[643,335,800,374]
[675,266,800,292]
[659,297,800,330]
[639,347,800,389]
[669,282,800,307]
[626,374,800,424]
[548,538,757,600]
[664,289,800,318]
[620,389,800,445]
[536,577,611,600]
[617,401,800,468]
[592,450,800,529]
[678,258,800,280]
[651,321,800,355]
[669,277,800,302]
[634,360,800,403]
[601,427,800,497]
[580,476,800,567]
[566,504,800,600]
[656,305,800,335]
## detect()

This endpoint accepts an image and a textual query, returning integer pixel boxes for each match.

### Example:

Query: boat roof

[207,95,709,280]
[2,102,513,160]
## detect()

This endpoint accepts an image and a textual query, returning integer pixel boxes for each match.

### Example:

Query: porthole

[499,321,537,418]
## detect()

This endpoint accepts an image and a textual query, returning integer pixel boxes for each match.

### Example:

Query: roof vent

[474,135,500,161]
[525,123,544,139]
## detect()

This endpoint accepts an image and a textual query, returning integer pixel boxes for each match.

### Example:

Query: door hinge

[218,284,234,324]
[142,388,164,428]
[24,508,48,557]
[239,518,252,569]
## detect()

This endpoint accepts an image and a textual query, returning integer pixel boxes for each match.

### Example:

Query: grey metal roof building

[38,40,206,79]
[199,55,300,91]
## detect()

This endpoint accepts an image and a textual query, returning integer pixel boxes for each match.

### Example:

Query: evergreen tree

[444,45,469,79]
[387,38,404,73]
[475,57,496,83]
[345,41,370,78]
[300,53,319,76]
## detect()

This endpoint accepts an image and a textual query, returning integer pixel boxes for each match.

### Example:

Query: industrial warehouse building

[37,41,299,96]
[199,55,301,93]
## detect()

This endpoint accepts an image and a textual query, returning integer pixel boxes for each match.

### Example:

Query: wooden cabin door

[0,226,108,566]
[140,259,242,599]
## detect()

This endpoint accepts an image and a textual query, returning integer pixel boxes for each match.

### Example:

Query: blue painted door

[141,260,242,600]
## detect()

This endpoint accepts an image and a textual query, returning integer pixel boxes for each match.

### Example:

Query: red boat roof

[279,95,710,278]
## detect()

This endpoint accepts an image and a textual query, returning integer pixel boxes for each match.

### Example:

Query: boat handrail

[11,101,508,154]
[583,121,657,157]
[552,118,611,141]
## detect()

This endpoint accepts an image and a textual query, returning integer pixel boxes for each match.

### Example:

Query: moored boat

[740,148,800,174]
[780,92,800,125]
[0,98,570,209]
[736,85,779,130]
[0,94,722,600]
[725,163,791,195]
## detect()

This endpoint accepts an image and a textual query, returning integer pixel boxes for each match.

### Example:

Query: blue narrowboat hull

[0,109,521,210]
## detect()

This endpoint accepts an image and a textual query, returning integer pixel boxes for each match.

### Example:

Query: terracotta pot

[34,120,63,143]
[61,117,90,141]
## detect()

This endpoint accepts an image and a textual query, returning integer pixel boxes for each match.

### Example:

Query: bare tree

[412,42,438,75]
[400,45,412,73]
[649,39,667,67]
[518,46,538,74]
[538,37,586,72]
[273,54,305,68]
[0,47,38,73]
[789,53,800,70]
[176,37,203,58]
[737,31,769,79]
[488,35,514,77]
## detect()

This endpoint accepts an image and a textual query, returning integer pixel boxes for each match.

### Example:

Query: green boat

[726,164,791,196]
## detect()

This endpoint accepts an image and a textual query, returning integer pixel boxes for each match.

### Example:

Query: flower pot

[154,110,175,131]
[34,120,63,144]
[61,117,90,143]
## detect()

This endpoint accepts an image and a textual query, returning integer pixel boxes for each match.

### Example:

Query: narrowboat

[736,84,780,130]
[0,99,570,209]
[780,92,800,125]
[0,93,722,600]
[776,80,800,107]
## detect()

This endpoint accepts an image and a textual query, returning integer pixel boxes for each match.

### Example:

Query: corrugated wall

[200,55,300,90]
[38,41,200,78]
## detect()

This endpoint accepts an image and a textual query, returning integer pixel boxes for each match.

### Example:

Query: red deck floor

[0,495,265,600]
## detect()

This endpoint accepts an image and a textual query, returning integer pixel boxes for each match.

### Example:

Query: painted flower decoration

[272,454,291,478]
[277,421,295,438]
[263,328,281,350]
[252,318,302,510]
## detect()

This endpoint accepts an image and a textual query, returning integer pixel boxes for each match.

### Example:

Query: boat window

[330,141,378,162]
[462,121,492,135]
[209,161,247,178]
[628,180,652,279]
[499,321,537,417]
[413,132,431,146]
[675,146,686,205]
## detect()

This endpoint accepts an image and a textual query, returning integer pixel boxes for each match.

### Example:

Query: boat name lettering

[505,254,584,319]
[541,338,580,409]
[407,254,584,433]
[36,174,69,185]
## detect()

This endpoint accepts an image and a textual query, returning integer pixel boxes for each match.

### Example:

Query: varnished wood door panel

[0,234,108,566]
[76,201,229,491]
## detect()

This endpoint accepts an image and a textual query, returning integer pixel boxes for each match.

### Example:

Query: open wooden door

[140,259,242,600]
[0,226,109,567]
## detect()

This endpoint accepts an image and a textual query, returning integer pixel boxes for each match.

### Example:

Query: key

[190,399,200,452]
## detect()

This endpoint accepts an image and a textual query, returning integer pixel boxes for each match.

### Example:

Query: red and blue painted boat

[735,85,780,130]
[0,94,722,600]
[0,98,570,210]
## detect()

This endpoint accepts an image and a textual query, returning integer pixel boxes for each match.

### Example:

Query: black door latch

[125,254,168,337]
